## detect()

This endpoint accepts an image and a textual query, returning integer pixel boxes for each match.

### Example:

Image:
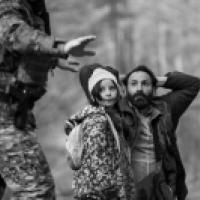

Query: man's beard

[128,91,153,110]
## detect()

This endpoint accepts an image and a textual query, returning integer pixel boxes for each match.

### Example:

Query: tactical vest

[0,0,53,91]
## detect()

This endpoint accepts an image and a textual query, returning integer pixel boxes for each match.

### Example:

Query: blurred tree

[89,0,134,73]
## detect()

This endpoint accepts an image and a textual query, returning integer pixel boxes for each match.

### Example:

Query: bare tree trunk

[173,28,184,72]
[158,23,168,74]
[108,0,135,73]
[133,21,142,66]
[124,0,135,71]
[109,2,120,69]
[174,54,183,72]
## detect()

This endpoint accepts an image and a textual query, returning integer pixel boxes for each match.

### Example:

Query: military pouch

[9,81,45,129]
[10,81,45,101]
[17,56,56,86]
[14,110,36,130]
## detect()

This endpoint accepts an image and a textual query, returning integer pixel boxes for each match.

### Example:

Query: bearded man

[121,65,200,200]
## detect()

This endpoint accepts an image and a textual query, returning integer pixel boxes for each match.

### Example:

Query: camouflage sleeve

[0,0,65,57]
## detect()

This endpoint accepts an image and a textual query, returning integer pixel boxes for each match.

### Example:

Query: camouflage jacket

[0,0,65,87]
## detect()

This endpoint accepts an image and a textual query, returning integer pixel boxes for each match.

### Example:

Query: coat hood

[79,63,120,104]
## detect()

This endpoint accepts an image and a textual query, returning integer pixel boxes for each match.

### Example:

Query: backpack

[65,123,84,170]
[65,113,121,170]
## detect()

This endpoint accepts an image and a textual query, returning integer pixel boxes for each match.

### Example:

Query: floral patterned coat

[65,105,136,200]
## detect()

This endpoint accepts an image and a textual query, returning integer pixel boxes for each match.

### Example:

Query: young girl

[65,63,136,200]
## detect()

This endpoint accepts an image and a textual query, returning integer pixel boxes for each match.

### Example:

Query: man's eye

[143,82,150,86]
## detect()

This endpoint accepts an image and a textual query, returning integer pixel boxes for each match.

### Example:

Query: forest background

[35,0,200,199]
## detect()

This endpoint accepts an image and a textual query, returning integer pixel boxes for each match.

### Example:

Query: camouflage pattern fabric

[0,176,5,199]
[0,0,65,199]
[0,124,56,200]
[0,0,61,198]
[0,0,59,86]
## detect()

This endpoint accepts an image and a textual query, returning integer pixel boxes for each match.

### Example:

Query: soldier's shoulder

[0,0,30,14]
[0,0,22,8]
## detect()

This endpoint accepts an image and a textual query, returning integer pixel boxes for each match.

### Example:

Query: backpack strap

[105,113,120,152]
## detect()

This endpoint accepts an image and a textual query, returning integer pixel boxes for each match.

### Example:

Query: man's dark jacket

[120,72,200,200]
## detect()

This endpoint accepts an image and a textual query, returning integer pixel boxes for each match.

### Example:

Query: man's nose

[136,84,142,91]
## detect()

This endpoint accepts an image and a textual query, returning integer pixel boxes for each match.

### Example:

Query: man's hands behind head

[156,76,168,87]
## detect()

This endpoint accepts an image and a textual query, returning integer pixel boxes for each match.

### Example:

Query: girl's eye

[100,86,105,92]
[109,86,116,90]
[131,82,137,86]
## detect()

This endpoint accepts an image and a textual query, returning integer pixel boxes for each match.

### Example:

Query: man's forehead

[128,71,152,81]
[27,0,39,2]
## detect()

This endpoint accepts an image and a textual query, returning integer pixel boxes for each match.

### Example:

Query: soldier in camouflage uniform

[0,0,96,199]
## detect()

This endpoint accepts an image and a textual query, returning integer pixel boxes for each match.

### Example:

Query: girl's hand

[64,120,76,135]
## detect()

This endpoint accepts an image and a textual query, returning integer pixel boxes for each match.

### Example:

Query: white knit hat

[88,68,118,96]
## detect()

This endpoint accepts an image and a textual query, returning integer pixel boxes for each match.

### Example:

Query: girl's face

[97,79,118,107]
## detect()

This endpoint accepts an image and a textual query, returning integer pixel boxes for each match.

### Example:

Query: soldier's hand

[63,35,96,57]
[56,58,80,72]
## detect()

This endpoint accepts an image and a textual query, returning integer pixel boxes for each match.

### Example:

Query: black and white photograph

[0,0,200,199]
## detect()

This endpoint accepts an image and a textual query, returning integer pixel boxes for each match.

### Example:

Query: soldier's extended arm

[0,0,95,59]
